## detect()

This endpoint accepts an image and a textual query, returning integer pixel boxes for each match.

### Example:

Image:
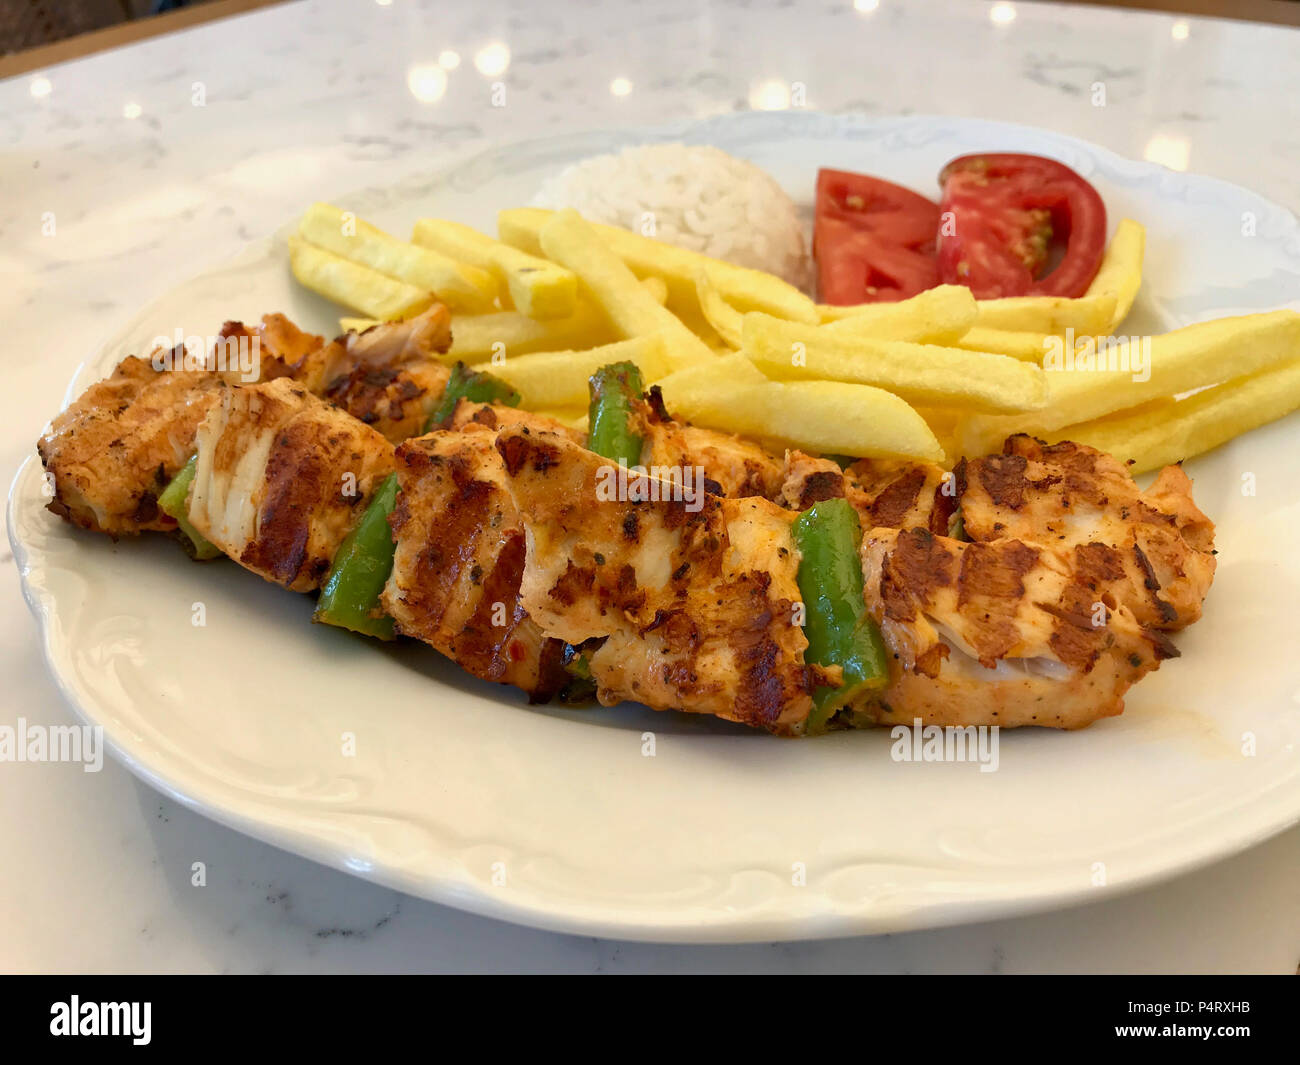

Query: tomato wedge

[814,168,940,304]
[935,153,1107,299]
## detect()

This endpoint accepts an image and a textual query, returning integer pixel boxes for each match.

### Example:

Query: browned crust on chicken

[636,389,785,500]
[859,526,1174,729]
[324,360,451,443]
[380,429,567,699]
[494,426,814,733]
[780,451,846,510]
[958,435,1216,630]
[187,378,395,592]
[442,399,582,441]
[38,356,232,537]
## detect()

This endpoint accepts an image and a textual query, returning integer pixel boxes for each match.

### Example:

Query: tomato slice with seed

[814,169,941,304]
[936,153,1108,299]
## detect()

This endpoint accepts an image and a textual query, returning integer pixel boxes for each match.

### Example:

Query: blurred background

[2,0,1298,73]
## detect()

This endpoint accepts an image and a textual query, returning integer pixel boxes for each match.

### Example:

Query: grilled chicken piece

[779,449,956,529]
[845,458,955,534]
[957,436,1216,630]
[38,357,229,536]
[856,526,1178,729]
[324,360,450,443]
[297,306,455,443]
[495,426,816,734]
[35,314,313,537]
[380,425,568,699]
[779,451,846,511]
[634,389,785,500]
[187,378,395,592]
[442,399,583,441]
[38,309,452,539]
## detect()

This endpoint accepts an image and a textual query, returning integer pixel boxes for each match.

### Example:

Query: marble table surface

[3,0,1298,973]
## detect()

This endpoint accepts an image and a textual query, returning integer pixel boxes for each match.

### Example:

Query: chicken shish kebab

[37,308,1216,736]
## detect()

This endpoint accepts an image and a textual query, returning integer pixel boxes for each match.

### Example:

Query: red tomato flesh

[814,168,940,304]
[935,153,1107,299]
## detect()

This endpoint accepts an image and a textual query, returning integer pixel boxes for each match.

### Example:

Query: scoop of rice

[532,144,809,290]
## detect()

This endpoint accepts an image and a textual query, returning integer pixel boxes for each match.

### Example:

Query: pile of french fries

[290,202,1300,472]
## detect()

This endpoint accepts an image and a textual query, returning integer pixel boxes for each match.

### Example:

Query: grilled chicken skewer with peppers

[37,311,1216,735]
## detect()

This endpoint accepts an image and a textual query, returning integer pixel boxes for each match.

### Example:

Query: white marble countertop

[3,0,1298,973]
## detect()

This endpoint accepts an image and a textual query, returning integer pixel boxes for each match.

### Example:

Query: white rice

[532,143,810,290]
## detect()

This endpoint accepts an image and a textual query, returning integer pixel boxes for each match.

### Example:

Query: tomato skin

[936,153,1108,299]
[814,169,940,304]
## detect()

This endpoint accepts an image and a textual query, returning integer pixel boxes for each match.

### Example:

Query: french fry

[412,217,577,319]
[489,335,671,408]
[1088,218,1145,331]
[339,316,382,334]
[654,352,767,390]
[693,270,745,348]
[655,362,944,462]
[975,291,1116,336]
[820,286,978,345]
[1049,358,1300,473]
[289,236,435,322]
[539,209,715,369]
[915,406,963,461]
[448,301,614,364]
[969,219,1145,336]
[299,203,497,313]
[960,309,1300,453]
[954,326,1052,362]
[500,206,819,324]
[640,276,669,305]
[742,313,1048,414]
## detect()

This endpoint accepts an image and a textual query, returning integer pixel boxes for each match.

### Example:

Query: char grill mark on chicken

[494,425,816,733]
[956,435,1216,630]
[187,378,396,592]
[37,309,453,540]
[381,421,569,700]
[858,525,1174,729]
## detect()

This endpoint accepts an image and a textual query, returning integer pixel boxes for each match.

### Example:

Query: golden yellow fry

[539,209,715,369]
[954,326,1052,362]
[741,313,1048,414]
[692,270,745,349]
[975,291,1116,336]
[500,206,819,324]
[412,217,577,319]
[289,236,435,322]
[1087,218,1145,332]
[915,406,963,460]
[820,286,978,345]
[1050,358,1300,474]
[448,301,614,364]
[339,316,382,334]
[960,309,1300,452]
[654,352,767,390]
[640,276,669,305]
[655,366,943,462]
[299,203,497,313]
[489,335,671,408]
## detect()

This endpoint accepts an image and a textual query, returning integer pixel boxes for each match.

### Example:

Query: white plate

[11,113,1300,942]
